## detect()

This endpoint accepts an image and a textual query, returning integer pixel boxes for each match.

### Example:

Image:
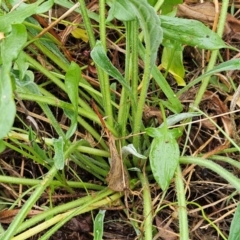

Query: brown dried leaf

[106,137,129,192]
[0,209,42,223]
[177,2,240,39]
[155,216,177,240]
[143,105,163,124]
[91,100,129,192]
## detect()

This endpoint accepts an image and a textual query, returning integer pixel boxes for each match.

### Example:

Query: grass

[1,0,240,239]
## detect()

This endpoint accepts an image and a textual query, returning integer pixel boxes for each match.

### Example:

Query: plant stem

[118,20,138,139]
[175,165,189,240]
[2,166,58,240]
[138,172,153,240]
[0,174,103,189]
[180,156,240,192]
[79,0,113,127]
[193,0,229,107]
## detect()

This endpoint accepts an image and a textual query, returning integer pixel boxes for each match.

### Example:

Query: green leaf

[64,62,80,139]
[0,139,6,153]
[149,133,180,191]
[91,41,132,94]
[130,0,163,69]
[160,15,227,50]
[145,127,163,138]
[0,24,27,139]
[161,41,185,86]
[0,69,16,139]
[107,0,136,22]
[0,0,44,32]
[138,42,183,113]
[229,203,240,240]
[178,59,240,96]
[1,24,27,64]
[161,0,183,14]
[53,137,65,170]
[121,144,147,159]
[36,0,54,14]
[147,0,158,7]
[93,210,106,240]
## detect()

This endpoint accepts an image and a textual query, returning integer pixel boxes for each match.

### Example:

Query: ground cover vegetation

[1,0,240,239]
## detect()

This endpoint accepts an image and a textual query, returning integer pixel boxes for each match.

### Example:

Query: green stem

[0,174,103,189]
[118,20,138,139]
[138,172,153,240]
[193,0,229,107]
[2,166,58,240]
[131,20,140,119]
[132,41,152,166]
[14,189,117,237]
[175,165,189,240]
[39,190,121,240]
[180,156,240,192]
[79,0,113,127]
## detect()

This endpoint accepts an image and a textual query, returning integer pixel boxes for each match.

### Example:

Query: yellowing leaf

[71,28,88,42]
[0,32,5,40]
[161,41,186,86]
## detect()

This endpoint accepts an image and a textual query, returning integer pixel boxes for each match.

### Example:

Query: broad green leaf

[149,134,180,190]
[0,68,16,139]
[15,52,29,80]
[161,41,185,86]
[1,24,27,64]
[91,41,132,94]
[130,0,162,69]
[53,137,65,170]
[0,0,44,32]
[145,127,163,138]
[0,24,26,139]
[107,0,136,22]
[147,0,158,7]
[160,15,227,50]
[161,0,183,14]
[36,0,54,14]
[94,210,106,240]
[146,125,182,138]
[229,203,240,240]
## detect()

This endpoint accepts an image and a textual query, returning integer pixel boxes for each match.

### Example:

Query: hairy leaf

[149,133,180,191]
[160,15,227,49]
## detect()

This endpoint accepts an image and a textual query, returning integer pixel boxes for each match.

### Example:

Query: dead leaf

[177,2,240,40]
[0,209,42,223]
[91,100,129,192]
[106,137,129,192]
[154,216,178,240]
[143,105,162,124]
